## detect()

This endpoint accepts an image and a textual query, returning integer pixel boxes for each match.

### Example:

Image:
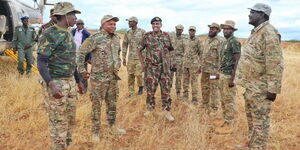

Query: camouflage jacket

[37,24,76,79]
[122,27,145,61]
[183,36,202,68]
[202,36,223,74]
[77,29,121,81]
[138,31,174,74]
[219,36,241,75]
[12,25,37,50]
[171,34,186,65]
[236,21,284,94]
[38,21,55,36]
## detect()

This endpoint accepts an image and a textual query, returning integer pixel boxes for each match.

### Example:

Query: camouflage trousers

[144,64,172,111]
[43,78,77,150]
[201,72,220,112]
[127,59,143,95]
[17,48,33,74]
[90,79,118,134]
[182,66,200,99]
[170,62,183,93]
[219,74,237,124]
[244,89,272,150]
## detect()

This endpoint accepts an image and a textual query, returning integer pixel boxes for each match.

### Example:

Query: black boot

[138,86,143,95]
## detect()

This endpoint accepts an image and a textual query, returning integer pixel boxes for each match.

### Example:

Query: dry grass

[0,42,299,150]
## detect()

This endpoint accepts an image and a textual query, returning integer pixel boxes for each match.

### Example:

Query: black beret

[151,17,162,24]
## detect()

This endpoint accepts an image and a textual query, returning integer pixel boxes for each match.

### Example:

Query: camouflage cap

[189,26,196,31]
[52,2,81,16]
[151,17,162,24]
[50,8,54,17]
[208,22,221,31]
[126,16,138,22]
[175,24,184,30]
[101,15,119,25]
[248,3,272,17]
[221,20,237,30]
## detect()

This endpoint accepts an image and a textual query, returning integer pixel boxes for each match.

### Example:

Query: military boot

[92,133,100,142]
[190,97,198,105]
[138,86,143,95]
[109,125,126,134]
[164,110,175,122]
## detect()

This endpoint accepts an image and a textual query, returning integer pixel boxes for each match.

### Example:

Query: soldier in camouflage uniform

[201,23,222,115]
[214,20,241,135]
[235,3,284,150]
[12,16,37,75]
[122,16,145,97]
[37,2,83,149]
[137,17,175,121]
[182,26,202,104]
[170,24,185,99]
[77,15,126,142]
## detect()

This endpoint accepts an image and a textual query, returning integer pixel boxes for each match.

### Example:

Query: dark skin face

[76,21,84,30]
[176,29,183,36]
[189,29,195,38]
[57,12,77,28]
[128,21,137,29]
[208,27,219,37]
[152,21,162,33]
[222,27,234,39]
[102,20,117,34]
[248,10,265,27]
[22,19,29,27]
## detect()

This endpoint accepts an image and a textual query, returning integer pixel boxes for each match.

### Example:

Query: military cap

[151,17,162,24]
[126,16,138,22]
[21,16,29,20]
[248,3,272,17]
[221,20,238,30]
[175,24,184,30]
[101,15,119,25]
[189,26,196,31]
[208,22,221,31]
[52,2,81,16]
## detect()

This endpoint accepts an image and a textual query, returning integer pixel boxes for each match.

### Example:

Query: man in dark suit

[72,19,91,88]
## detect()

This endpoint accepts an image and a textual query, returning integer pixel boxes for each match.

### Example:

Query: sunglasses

[76,23,84,25]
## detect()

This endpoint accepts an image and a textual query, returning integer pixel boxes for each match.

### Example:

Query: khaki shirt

[183,36,202,68]
[122,27,145,61]
[171,34,186,65]
[236,21,284,94]
[77,30,121,81]
[202,36,222,74]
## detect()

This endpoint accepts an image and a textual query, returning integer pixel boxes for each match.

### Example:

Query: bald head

[76,19,84,30]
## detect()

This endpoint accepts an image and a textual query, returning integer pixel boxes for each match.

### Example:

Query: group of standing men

[10,1,284,150]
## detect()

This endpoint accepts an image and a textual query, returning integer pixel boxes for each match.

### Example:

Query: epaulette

[145,31,153,35]
[162,31,169,36]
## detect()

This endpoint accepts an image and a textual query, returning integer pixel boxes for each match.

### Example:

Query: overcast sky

[23,0,300,40]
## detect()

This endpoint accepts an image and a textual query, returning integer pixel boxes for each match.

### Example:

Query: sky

[22,0,300,40]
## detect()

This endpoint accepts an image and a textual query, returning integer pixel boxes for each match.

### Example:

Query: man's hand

[13,48,17,54]
[86,60,91,64]
[48,81,64,99]
[216,74,220,80]
[228,80,235,87]
[77,81,87,94]
[266,92,277,102]
[123,59,127,66]
[24,45,32,50]
[81,71,90,80]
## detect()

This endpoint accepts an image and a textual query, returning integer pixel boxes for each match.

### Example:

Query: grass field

[0,41,299,150]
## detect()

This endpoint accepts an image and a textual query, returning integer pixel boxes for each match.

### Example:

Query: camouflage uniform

[201,34,222,112]
[38,24,77,149]
[182,34,202,101]
[77,29,121,135]
[122,27,145,95]
[219,35,241,124]
[236,21,284,149]
[138,31,173,111]
[12,25,37,74]
[170,28,185,95]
